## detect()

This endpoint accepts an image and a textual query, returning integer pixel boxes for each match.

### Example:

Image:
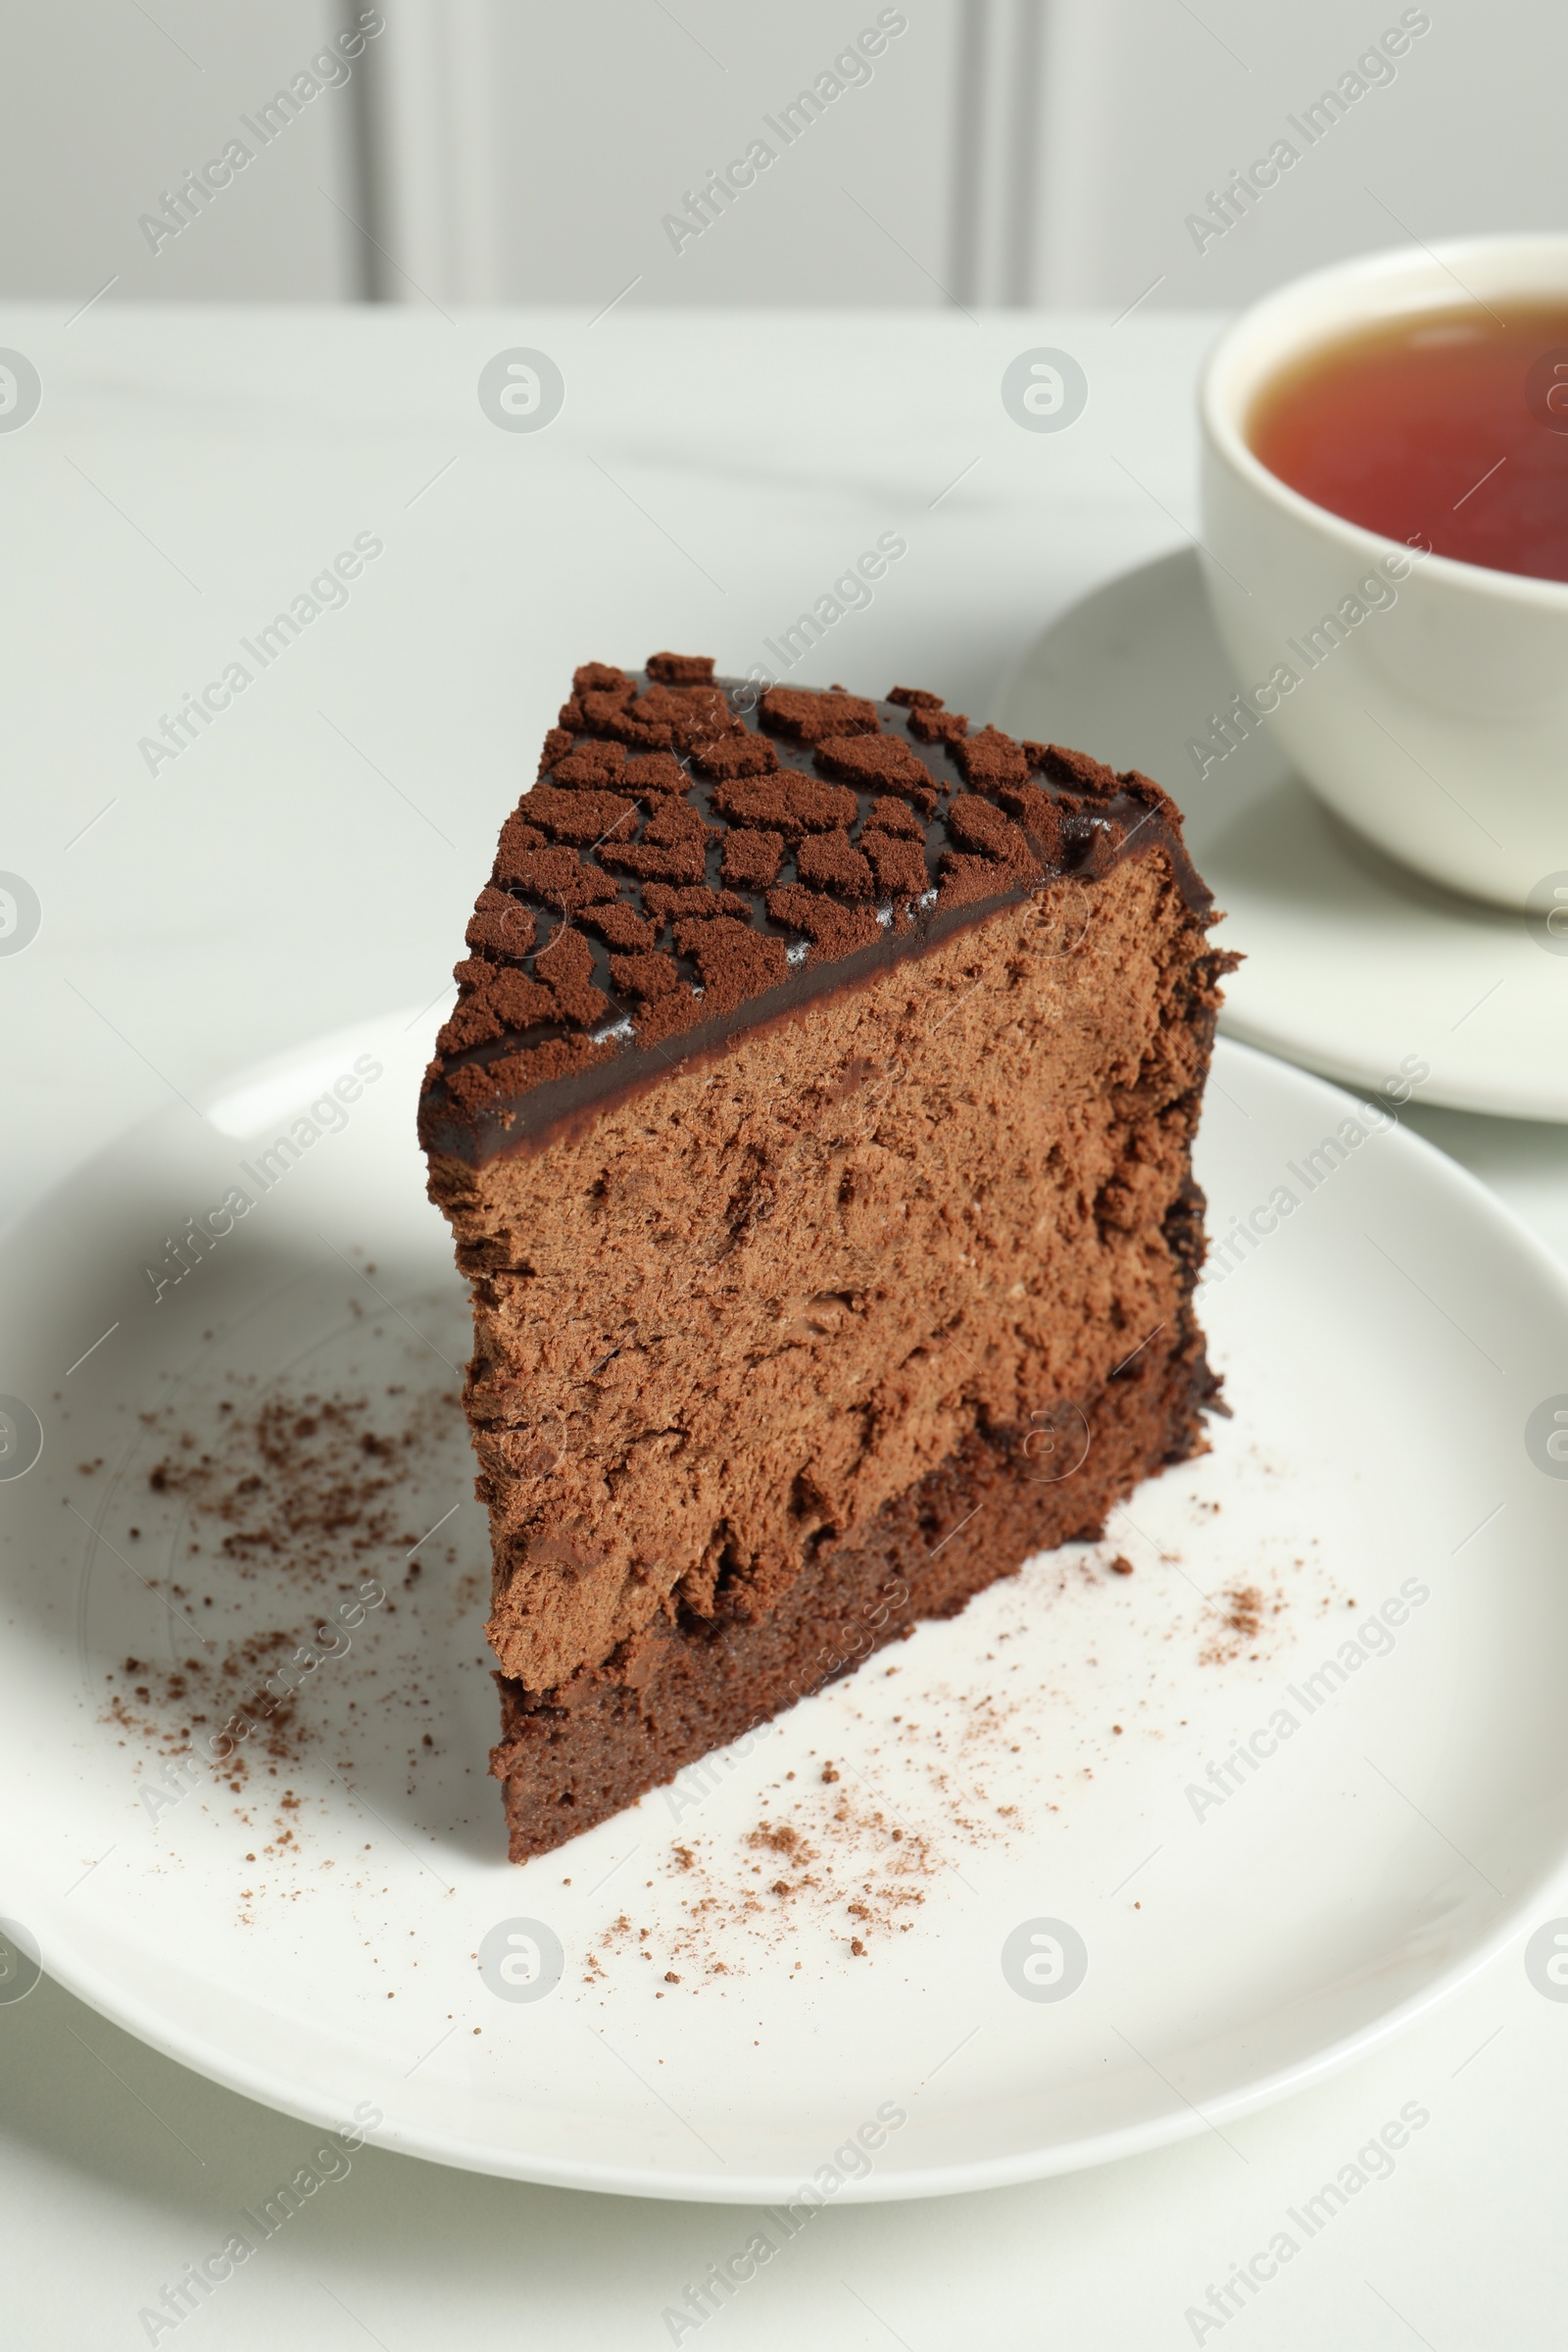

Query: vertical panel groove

[949,0,990,310]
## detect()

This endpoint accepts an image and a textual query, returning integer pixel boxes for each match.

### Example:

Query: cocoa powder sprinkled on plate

[98,1373,465,1828]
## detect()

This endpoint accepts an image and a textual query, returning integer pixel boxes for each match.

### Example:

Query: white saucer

[996,548,1568,1122]
[2,1012,1567,2202]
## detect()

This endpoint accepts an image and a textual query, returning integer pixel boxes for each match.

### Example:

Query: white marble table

[2,306,1565,2348]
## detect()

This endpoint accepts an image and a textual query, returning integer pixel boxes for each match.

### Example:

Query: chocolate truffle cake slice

[419,655,1237,1862]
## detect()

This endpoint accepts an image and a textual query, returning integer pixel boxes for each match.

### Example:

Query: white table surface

[3,304,1566,2349]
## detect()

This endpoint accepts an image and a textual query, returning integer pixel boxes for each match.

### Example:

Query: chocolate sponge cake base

[490,1332,1211,1862]
[431,864,1226,1699]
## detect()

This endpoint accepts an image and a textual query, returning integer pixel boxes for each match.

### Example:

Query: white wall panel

[1034,0,1568,310]
[0,0,1561,310]
[365,0,963,310]
[0,0,366,303]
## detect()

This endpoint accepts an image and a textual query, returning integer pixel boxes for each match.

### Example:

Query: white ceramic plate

[2,1012,1567,2203]
[996,548,1568,1121]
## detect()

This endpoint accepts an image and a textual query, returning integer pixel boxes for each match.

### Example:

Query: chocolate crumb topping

[418,660,1216,1167]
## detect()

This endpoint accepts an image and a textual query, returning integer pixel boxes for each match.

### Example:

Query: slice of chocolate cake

[419,655,1236,1862]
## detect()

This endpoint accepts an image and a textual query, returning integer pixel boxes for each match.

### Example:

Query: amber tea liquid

[1248,301,1568,584]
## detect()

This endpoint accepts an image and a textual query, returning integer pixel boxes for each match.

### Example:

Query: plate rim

[11,1841,1562,2205]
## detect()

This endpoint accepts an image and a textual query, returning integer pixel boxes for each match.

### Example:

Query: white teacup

[1198,234,1568,911]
